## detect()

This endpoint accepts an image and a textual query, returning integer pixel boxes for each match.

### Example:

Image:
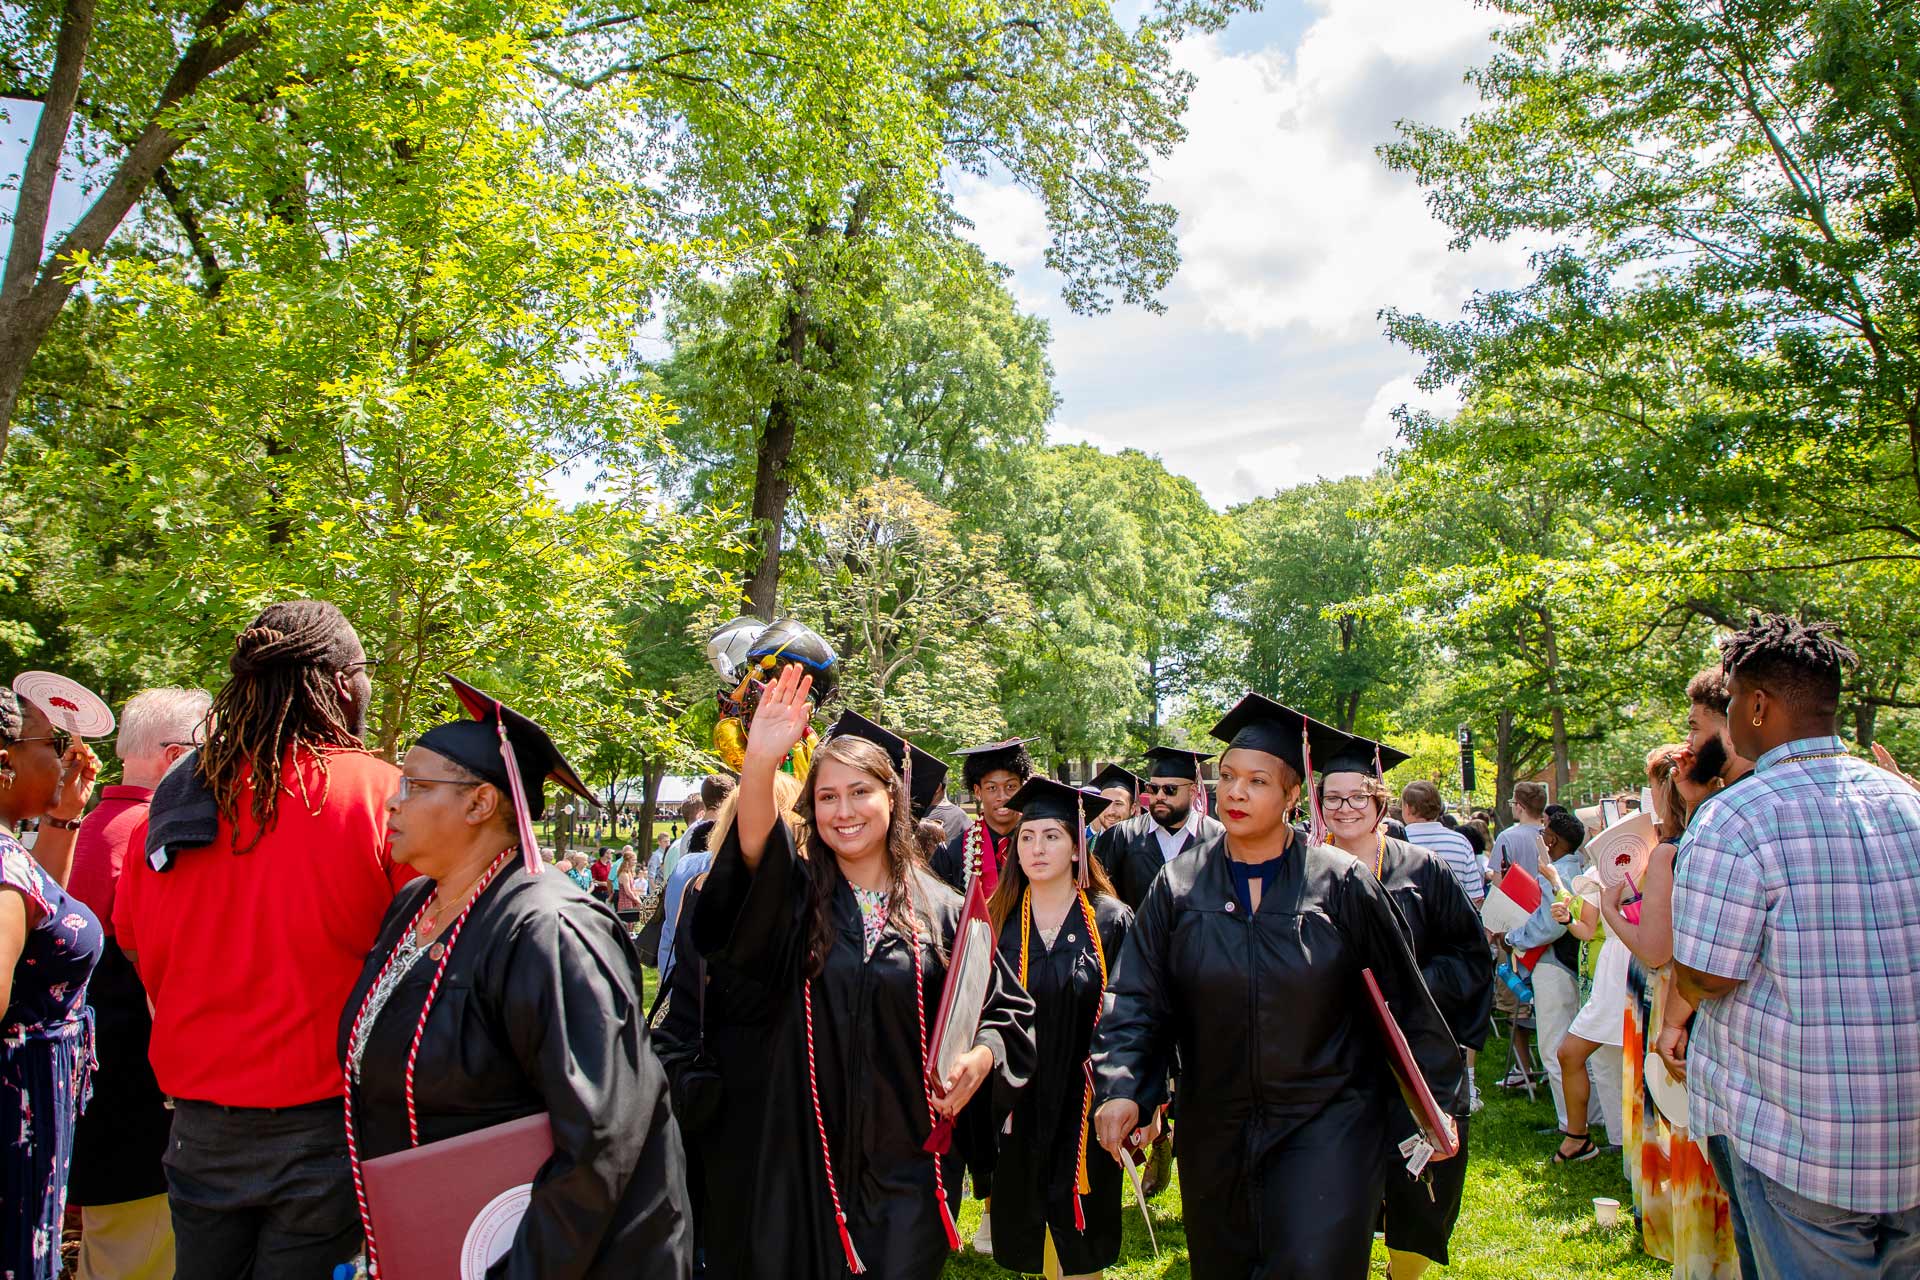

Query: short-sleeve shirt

[66,784,153,938]
[115,748,411,1109]
[1672,735,1920,1212]
[1491,820,1543,882]
[1403,821,1486,904]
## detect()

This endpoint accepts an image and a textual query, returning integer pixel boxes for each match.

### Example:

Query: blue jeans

[1707,1134,1920,1280]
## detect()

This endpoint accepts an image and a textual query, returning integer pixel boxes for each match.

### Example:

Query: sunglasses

[1141,782,1191,797]
[11,728,74,754]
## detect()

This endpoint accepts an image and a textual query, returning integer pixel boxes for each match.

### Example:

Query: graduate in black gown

[338,676,691,1279]
[985,777,1139,1278]
[1091,694,1467,1280]
[927,735,1035,1247]
[1090,747,1225,911]
[1318,735,1493,1279]
[690,666,1036,1279]
[1087,763,1141,841]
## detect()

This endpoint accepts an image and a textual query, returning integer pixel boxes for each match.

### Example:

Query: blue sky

[951,0,1536,506]
[4,0,1535,509]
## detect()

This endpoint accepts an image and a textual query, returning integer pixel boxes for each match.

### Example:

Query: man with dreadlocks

[114,601,412,1278]
[1665,614,1920,1280]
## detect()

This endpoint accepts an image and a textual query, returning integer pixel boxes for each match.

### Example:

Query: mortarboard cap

[1142,746,1210,782]
[1208,692,1353,779]
[1009,775,1112,827]
[826,710,949,819]
[419,674,598,874]
[1319,730,1412,780]
[1088,763,1143,798]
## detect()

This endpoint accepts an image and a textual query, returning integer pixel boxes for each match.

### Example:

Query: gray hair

[117,687,213,763]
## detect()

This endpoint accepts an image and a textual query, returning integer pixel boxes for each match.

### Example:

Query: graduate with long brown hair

[690,667,1036,1278]
[984,777,1142,1279]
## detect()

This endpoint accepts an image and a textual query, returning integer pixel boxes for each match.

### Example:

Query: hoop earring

[1751,716,1763,727]
[0,766,13,786]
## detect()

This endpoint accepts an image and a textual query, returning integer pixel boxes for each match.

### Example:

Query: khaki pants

[79,1194,176,1280]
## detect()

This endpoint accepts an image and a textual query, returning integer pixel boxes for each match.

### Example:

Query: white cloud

[952,0,1538,506]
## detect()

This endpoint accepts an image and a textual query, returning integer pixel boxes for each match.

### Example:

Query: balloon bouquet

[705,616,839,777]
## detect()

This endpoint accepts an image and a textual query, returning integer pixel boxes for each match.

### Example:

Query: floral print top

[1,832,102,1038]
[852,884,889,959]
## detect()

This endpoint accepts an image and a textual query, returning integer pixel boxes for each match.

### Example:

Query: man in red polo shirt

[115,601,410,1279]
[67,686,209,1280]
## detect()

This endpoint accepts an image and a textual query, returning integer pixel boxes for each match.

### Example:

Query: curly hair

[1720,613,1858,717]
[962,742,1034,792]
[795,735,940,979]
[198,601,364,851]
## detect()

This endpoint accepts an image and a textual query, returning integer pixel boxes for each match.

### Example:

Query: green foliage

[782,477,1026,754]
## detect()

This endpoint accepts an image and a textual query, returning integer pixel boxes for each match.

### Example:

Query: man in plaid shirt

[1667,615,1920,1279]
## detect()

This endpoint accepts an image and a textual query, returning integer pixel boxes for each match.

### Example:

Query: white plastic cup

[1594,1197,1621,1228]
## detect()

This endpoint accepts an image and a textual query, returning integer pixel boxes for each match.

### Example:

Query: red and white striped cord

[909,908,961,1252]
[343,847,514,1278]
[804,975,866,1275]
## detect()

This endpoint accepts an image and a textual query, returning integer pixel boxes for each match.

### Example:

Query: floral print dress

[2,831,103,1279]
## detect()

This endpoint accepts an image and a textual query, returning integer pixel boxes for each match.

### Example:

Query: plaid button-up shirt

[1673,735,1920,1212]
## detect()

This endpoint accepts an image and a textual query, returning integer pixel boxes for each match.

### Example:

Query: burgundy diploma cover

[1361,969,1460,1159]
[921,874,995,1154]
[362,1112,554,1279]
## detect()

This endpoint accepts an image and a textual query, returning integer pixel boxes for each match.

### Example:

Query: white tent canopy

[601,774,701,809]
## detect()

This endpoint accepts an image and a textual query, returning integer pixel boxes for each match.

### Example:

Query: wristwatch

[40,816,82,831]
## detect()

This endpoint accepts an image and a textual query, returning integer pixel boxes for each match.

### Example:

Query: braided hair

[0,688,22,742]
[1719,613,1858,717]
[199,601,365,850]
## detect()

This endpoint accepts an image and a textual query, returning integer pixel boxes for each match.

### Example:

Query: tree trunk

[1538,607,1571,799]
[1493,709,1518,829]
[1855,700,1878,749]
[743,301,809,616]
[638,758,664,849]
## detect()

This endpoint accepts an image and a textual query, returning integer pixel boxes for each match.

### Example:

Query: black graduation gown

[1373,836,1492,1263]
[68,938,171,1205]
[1092,811,1226,911]
[338,865,692,1280]
[690,818,1037,1279]
[1092,834,1467,1280]
[991,892,1134,1275]
[928,818,1011,896]
[651,881,773,1280]
[926,817,1014,1202]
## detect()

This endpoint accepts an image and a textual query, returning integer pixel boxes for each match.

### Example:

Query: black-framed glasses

[1142,782,1190,797]
[10,729,74,754]
[1321,794,1377,813]
[395,776,482,802]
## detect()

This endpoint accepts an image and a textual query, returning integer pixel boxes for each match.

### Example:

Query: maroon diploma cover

[921,874,995,1155]
[361,1112,554,1279]
[1361,969,1460,1160]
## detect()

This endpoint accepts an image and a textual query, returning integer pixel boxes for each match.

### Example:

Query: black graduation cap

[1319,730,1412,780]
[1088,763,1143,798]
[1009,775,1112,827]
[826,710,948,819]
[956,737,1036,787]
[418,674,598,873]
[1142,745,1211,782]
[1208,692,1353,779]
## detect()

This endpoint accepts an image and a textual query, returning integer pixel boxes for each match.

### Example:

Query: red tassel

[937,1196,961,1251]
[836,1213,867,1274]
[923,1115,954,1155]
[1073,1193,1086,1233]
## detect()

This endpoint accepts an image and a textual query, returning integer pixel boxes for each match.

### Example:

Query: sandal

[1552,1133,1599,1163]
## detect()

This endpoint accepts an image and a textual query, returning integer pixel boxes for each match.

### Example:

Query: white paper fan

[11,671,116,738]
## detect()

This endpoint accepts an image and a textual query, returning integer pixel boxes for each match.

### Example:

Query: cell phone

[1599,797,1620,828]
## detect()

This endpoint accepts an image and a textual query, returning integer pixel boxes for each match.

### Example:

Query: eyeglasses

[395,776,482,802]
[9,729,74,754]
[1141,782,1190,797]
[343,659,382,673]
[1321,794,1378,813]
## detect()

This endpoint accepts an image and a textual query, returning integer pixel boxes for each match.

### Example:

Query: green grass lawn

[637,966,1662,1278]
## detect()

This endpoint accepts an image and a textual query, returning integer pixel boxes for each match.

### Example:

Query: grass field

[639,969,1666,1278]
